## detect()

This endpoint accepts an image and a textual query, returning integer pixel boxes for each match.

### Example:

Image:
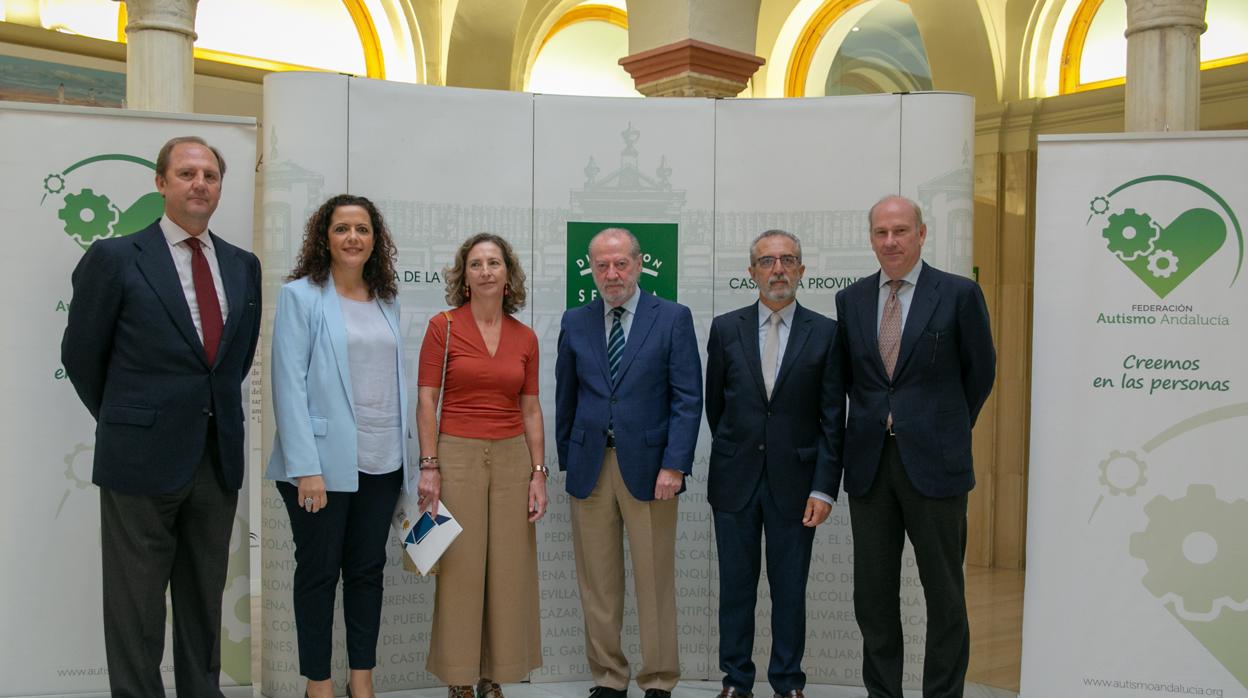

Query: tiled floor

[370,679,1016,698]
[245,564,1025,698]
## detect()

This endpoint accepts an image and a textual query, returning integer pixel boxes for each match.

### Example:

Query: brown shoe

[449,686,475,698]
[774,690,804,698]
[718,687,752,698]
[476,679,504,698]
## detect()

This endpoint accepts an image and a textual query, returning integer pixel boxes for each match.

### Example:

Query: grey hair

[867,195,924,229]
[749,229,802,265]
[589,227,641,258]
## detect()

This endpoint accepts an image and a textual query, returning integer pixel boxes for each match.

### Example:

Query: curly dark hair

[288,194,398,301]
[444,233,527,315]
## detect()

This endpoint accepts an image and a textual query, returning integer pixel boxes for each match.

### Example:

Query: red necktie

[186,237,223,365]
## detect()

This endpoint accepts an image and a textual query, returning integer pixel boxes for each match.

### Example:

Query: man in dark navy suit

[704,229,843,698]
[555,228,702,698]
[834,196,995,698]
[62,136,261,697]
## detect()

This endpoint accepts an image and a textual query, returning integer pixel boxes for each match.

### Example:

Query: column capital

[618,39,765,98]
[122,0,199,40]
[1125,0,1207,38]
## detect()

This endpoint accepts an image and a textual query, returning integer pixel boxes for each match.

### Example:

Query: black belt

[605,433,616,448]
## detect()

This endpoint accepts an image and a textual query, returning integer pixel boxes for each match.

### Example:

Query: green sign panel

[566,221,679,308]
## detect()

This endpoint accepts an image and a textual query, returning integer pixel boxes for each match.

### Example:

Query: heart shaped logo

[1102,207,1227,298]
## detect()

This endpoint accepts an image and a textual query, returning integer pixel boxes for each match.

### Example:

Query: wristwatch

[531,464,550,477]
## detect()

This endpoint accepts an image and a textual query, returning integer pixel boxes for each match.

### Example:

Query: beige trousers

[427,434,541,684]
[570,449,680,691]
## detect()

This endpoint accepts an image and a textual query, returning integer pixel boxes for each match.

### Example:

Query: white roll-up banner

[1023,132,1248,698]
[0,102,257,696]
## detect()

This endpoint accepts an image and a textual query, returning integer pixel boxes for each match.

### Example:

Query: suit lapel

[132,224,204,364]
[894,262,940,377]
[321,277,356,420]
[615,291,658,385]
[772,302,812,398]
[735,304,767,401]
[856,271,889,379]
[585,298,612,386]
[211,233,248,368]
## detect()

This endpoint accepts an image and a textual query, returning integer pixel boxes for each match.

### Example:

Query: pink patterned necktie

[878,279,904,378]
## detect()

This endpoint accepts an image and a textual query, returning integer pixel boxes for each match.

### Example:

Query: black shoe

[589,687,628,698]
[644,690,672,698]
[718,687,752,698]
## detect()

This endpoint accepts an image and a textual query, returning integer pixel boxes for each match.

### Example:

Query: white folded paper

[393,495,462,576]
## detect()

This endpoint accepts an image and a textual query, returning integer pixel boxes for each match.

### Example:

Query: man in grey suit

[62,136,262,697]
[833,195,995,698]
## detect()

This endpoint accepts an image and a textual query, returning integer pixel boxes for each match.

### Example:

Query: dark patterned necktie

[608,306,625,384]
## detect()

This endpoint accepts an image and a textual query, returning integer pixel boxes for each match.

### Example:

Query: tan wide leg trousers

[570,449,680,691]
[427,434,541,684]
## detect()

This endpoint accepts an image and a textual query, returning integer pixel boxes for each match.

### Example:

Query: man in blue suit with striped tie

[556,227,703,698]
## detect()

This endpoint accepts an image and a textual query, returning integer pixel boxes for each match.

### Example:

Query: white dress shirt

[160,215,229,345]
[603,285,643,343]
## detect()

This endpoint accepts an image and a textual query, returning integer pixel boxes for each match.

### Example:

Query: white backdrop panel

[1024,132,1248,698]
[532,94,717,682]
[259,75,975,695]
[898,92,975,276]
[0,102,256,696]
[258,73,356,698]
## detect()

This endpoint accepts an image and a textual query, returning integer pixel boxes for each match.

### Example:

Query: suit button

[202,408,213,416]
[757,444,765,451]
[888,387,895,394]
[766,410,772,417]
[610,397,618,404]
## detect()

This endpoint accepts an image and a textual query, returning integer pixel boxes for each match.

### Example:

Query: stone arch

[445,0,529,88]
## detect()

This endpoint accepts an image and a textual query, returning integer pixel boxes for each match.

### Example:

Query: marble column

[120,0,199,112]
[1124,0,1207,132]
[619,0,764,97]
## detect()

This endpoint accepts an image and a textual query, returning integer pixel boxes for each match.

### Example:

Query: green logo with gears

[1091,175,1244,298]
[1091,403,1248,689]
[41,154,166,250]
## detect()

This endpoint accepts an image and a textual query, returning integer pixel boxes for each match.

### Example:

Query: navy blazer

[555,292,703,501]
[704,301,844,515]
[833,261,995,498]
[62,221,262,495]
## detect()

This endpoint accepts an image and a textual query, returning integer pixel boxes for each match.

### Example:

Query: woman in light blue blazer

[266,194,409,698]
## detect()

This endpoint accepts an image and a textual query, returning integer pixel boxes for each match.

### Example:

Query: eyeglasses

[754,255,800,269]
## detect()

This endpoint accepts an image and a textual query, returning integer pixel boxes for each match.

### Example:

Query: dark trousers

[100,444,238,698]
[713,473,815,695]
[849,435,969,698]
[278,469,403,680]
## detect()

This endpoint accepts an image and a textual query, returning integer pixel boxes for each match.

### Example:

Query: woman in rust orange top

[416,232,547,698]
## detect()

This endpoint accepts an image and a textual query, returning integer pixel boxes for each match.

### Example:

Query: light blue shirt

[757,300,832,507]
[876,262,924,335]
[603,285,642,343]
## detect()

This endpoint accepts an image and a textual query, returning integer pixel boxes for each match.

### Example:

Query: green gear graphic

[58,188,118,244]
[1102,208,1159,261]
[1089,195,1110,215]
[43,172,66,195]
[1129,484,1248,616]
[1098,449,1147,496]
[1147,248,1179,279]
